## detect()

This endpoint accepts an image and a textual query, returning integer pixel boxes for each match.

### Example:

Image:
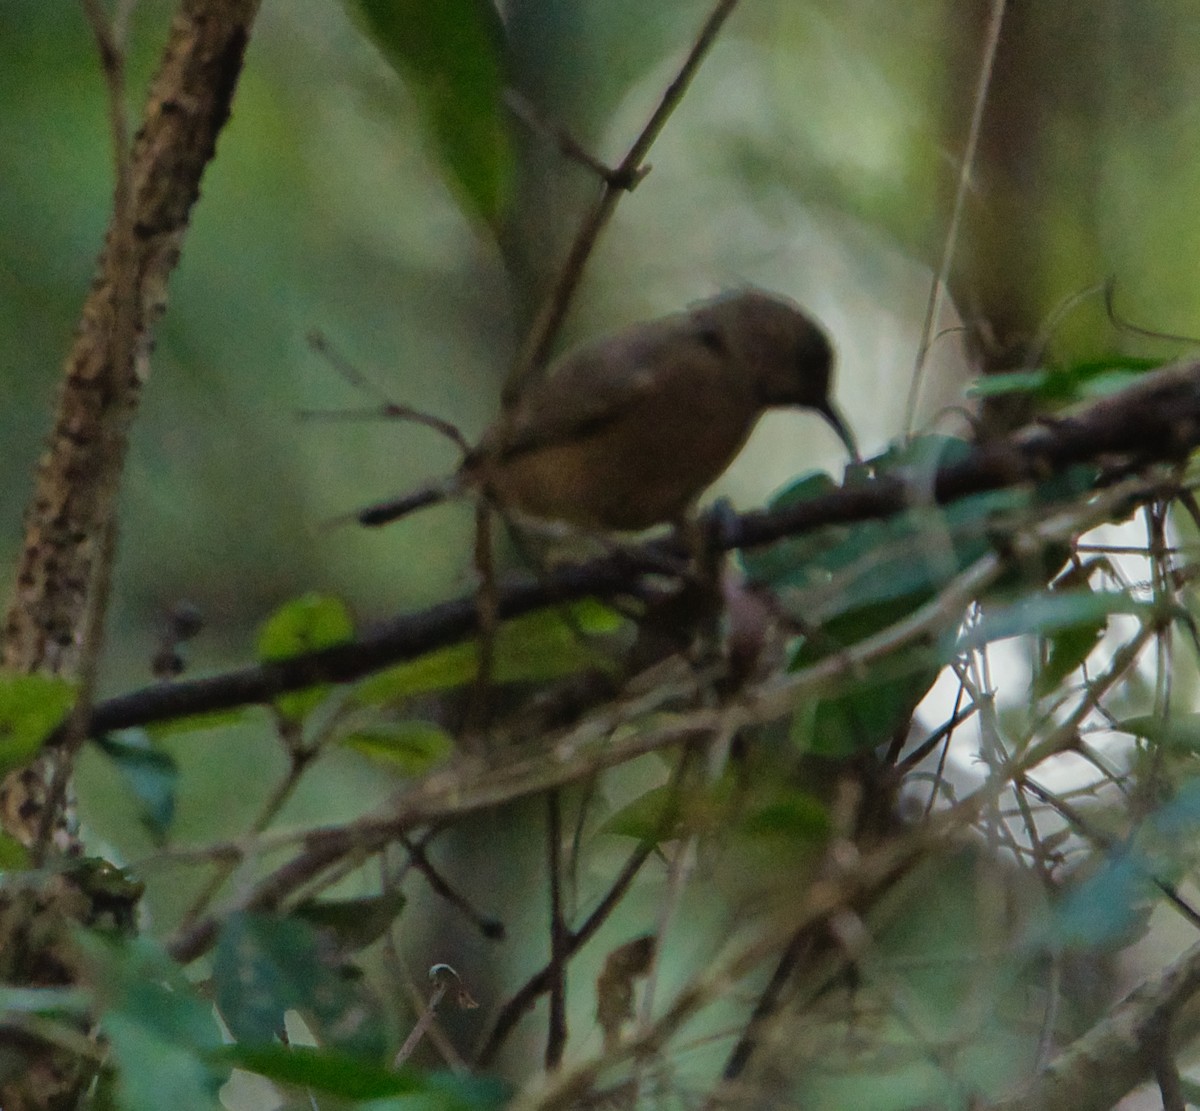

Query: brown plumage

[359,290,855,532]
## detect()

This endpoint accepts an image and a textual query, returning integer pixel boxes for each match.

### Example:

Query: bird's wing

[483,318,722,461]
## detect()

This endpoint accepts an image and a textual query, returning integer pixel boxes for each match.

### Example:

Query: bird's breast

[475,381,760,530]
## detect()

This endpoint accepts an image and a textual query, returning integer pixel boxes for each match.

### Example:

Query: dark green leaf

[294,890,408,953]
[339,721,453,775]
[221,1044,511,1108]
[94,731,178,842]
[748,452,1024,620]
[739,792,830,840]
[0,674,75,774]
[215,1043,418,1100]
[961,591,1147,649]
[1047,854,1153,950]
[213,911,386,1058]
[346,0,511,225]
[76,932,226,1111]
[1118,714,1200,752]
[1033,617,1105,698]
[792,644,941,757]
[766,470,841,511]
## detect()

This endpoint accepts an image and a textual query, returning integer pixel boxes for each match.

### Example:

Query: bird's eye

[696,326,728,355]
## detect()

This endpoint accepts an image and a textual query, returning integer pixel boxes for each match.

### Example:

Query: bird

[357,289,856,533]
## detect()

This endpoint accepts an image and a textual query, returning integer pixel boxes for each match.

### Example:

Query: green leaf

[965,369,1056,398]
[1034,616,1105,698]
[0,832,30,870]
[145,706,250,740]
[346,0,512,226]
[354,602,623,706]
[965,356,1160,405]
[739,792,830,840]
[0,674,75,774]
[257,593,355,721]
[792,643,942,756]
[0,985,91,1015]
[258,593,355,660]
[746,438,1023,620]
[599,779,731,843]
[213,911,386,1058]
[960,590,1147,649]
[77,932,226,1111]
[219,1044,513,1109]
[294,890,408,953]
[1118,713,1200,753]
[1047,853,1153,950]
[600,783,686,842]
[339,721,453,775]
[216,1043,417,1100]
[94,732,178,842]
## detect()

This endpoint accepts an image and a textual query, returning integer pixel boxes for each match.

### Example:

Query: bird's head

[695,289,857,460]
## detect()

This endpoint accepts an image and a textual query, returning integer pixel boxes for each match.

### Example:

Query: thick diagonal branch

[3,0,261,678]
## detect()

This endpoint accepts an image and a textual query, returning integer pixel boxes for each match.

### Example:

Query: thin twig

[905,0,1007,433]
[176,733,316,932]
[398,832,504,940]
[304,330,470,455]
[503,0,743,403]
[545,791,569,1069]
[505,90,633,186]
[476,755,693,1067]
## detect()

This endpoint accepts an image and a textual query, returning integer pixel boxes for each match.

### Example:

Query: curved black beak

[815,400,860,464]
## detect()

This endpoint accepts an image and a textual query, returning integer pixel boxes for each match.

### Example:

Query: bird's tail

[357,475,461,527]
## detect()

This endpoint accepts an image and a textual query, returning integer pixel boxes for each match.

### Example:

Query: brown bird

[358,289,856,533]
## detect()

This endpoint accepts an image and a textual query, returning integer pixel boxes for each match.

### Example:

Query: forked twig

[503,0,744,404]
[304,329,470,455]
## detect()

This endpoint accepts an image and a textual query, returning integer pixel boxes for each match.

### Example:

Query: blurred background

[2,0,1200,1101]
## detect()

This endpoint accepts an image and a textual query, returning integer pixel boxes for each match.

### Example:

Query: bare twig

[398,831,504,940]
[393,964,478,1067]
[2,0,263,871]
[905,0,1007,433]
[545,791,569,1069]
[303,330,470,455]
[476,755,692,1067]
[505,90,635,187]
[27,0,141,859]
[4,0,262,675]
[0,2,261,1105]
[503,0,743,403]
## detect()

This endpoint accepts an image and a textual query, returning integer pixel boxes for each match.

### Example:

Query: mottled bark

[0,2,260,1106]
